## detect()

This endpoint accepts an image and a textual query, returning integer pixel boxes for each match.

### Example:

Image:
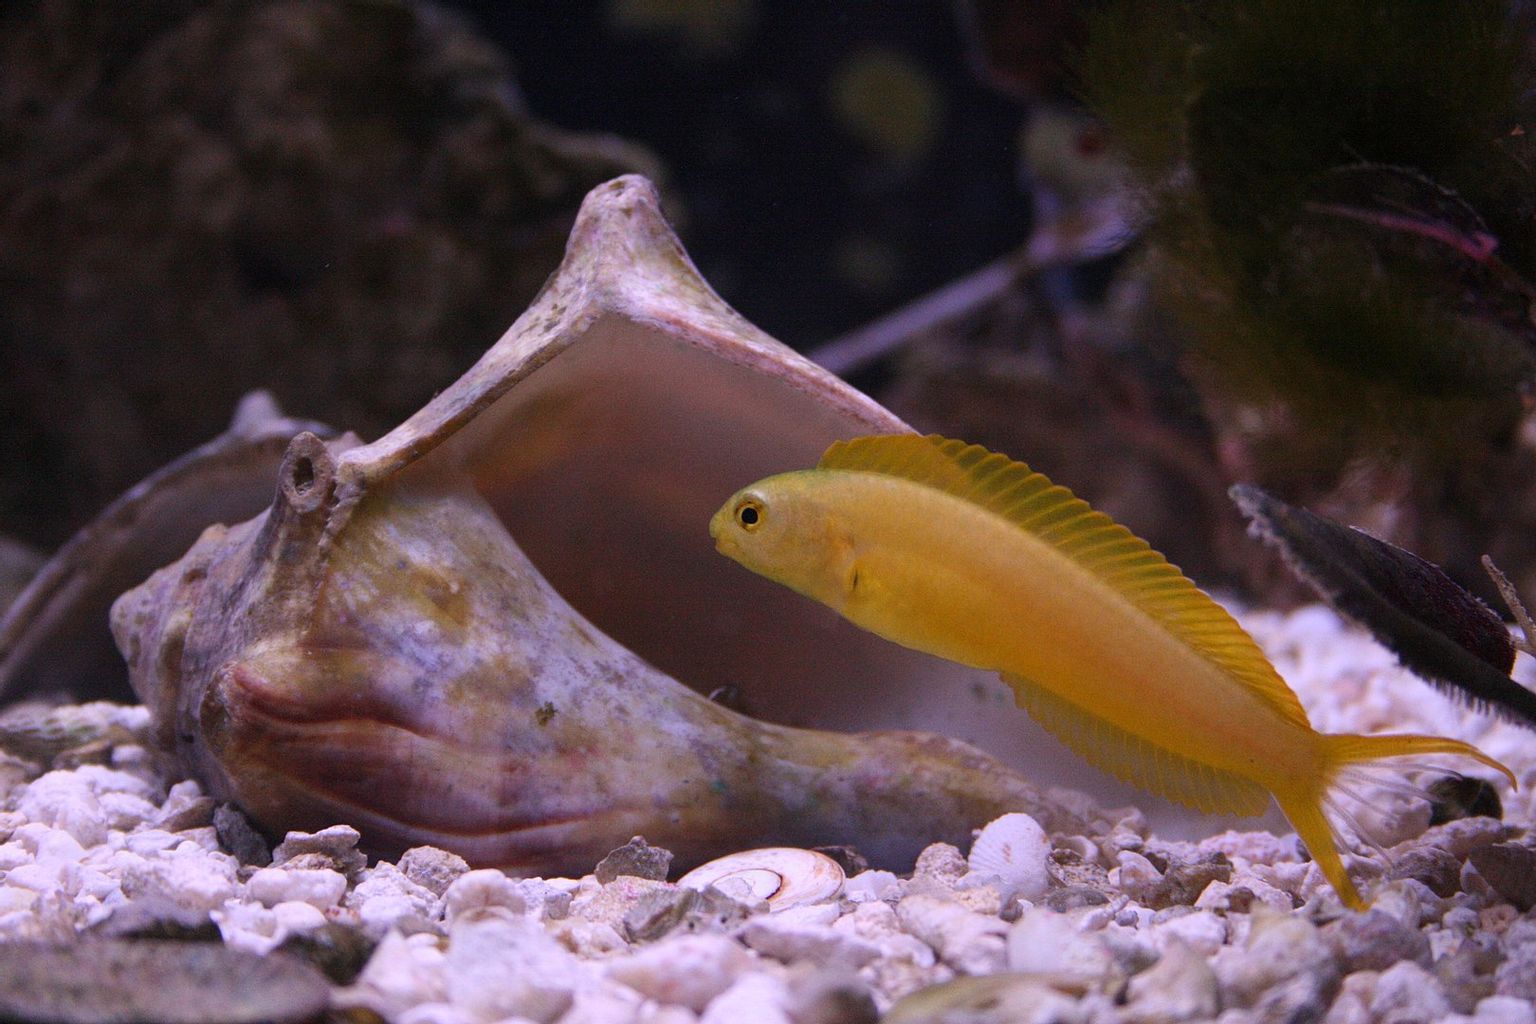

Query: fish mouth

[707,508,732,554]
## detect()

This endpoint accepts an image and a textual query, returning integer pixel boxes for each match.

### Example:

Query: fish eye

[735,498,764,531]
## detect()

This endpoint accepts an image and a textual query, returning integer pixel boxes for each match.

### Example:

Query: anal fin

[1002,672,1272,816]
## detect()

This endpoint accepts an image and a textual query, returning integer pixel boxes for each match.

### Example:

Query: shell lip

[211,661,399,731]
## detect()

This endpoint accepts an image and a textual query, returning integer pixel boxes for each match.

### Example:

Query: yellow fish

[709,434,1514,908]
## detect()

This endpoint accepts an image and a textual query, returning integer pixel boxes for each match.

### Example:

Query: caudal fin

[1274,733,1515,910]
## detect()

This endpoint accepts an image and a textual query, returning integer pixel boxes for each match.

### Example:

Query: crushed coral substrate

[2,605,1536,1024]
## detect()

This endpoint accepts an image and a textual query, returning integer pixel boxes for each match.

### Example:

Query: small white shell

[677,847,844,911]
[966,812,1051,902]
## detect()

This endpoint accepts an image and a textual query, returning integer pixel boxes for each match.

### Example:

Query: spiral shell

[90,175,1107,876]
[677,848,845,911]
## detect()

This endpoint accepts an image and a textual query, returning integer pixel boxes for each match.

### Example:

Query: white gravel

[1,605,1535,1023]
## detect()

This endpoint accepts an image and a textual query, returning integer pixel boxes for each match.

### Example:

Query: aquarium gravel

[1,605,1535,1024]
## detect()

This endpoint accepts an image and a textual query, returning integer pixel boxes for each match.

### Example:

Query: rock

[211,804,271,867]
[153,781,215,832]
[1148,909,1227,956]
[246,866,347,911]
[605,933,754,1012]
[1494,943,1536,1001]
[596,836,674,884]
[1250,970,1334,1024]
[1047,845,1112,892]
[1370,960,1451,1022]
[700,972,792,1024]
[1044,886,1111,913]
[1326,970,1377,1024]
[0,940,329,1024]
[345,863,439,936]
[739,912,881,972]
[394,1004,476,1024]
[1474,996,1536,1024]
[881,974,1086,1024]
[1435,944,1495,1013]
[1325,909,1431,973]
[271,825,367,879]
[549,917,628,959]
[15,771,109,846]
[812,845,871,877]
[1006,907,1117,990]
[1419,818,1519,860]
[114,845,240,915]
[398,847,471,897]
[276,921,376,985]
[1112,850,1165,905]
[842,870,899,903]
[574,876,684,936]
[1467,844,1536,911]
[897,894,1007,975]
[1122,940,1219,1024]
[1214,912,1336,1007]
[445,912,585,1023]
[1390,846,1462,897]
[557,986,643,1024]
[907,843,968,894]
[782,968,879,1024]
[1138,852,1233,909]
[442,869,571,924]
[1370,879,1438,928]
[1194,876,1292,914]
[334,930,447,1020]
[620,883,754,943]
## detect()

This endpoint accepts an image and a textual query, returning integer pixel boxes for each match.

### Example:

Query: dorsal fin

[820,435,1311,730]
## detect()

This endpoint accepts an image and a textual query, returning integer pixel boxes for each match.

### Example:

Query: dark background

[450,1,1032,347]
[0,0,1038,547]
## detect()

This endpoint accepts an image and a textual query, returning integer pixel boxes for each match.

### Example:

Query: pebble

[398,846,471,896]
[449,870,572,924]
[1474,996,1536,1024]
[1467,844,1536,912]
[246,866,348,910]
[897,894,1007,975]
[739,912,881,972]
[272,824,367,878]
[1371,960,1451,1021]
[1148,909,1227,956]
[1,605,1535,1022]
[700,973,792,1024]
[1326,909,1431,972]
[444,912,586,1023]
[605,933,754,1012]
[1214,912,1336,1007]
[842,870,899,903]
[1389,845,1463,897]
[1494,943,1536,1000]
[16,771,110,846]
[595,836,674,884]
[1123,940,1219,1024]
[1006,908,1117,989]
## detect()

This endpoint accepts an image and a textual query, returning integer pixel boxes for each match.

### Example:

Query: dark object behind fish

[1231,483,1536,729]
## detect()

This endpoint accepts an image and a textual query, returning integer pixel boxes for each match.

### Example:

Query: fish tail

[1275,733,1515,910]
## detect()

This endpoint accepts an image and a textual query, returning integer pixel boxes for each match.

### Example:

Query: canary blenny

[710,434,1514,908]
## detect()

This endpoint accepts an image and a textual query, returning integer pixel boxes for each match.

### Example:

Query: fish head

[710,472,854,611]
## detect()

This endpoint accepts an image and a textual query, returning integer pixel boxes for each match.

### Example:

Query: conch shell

[0,392,335,703]
[109,176,1110,874]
